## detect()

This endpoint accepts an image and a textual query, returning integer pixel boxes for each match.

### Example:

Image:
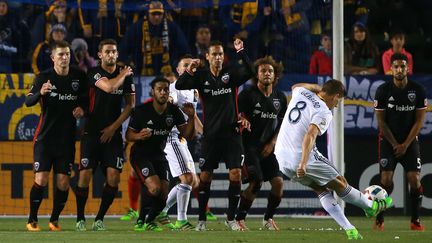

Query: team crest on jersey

[94,73,101,80]
[380,158,388,167]
[273,100,281,111]
[141,168,149,177]
[408,93,416,103]
[34,162,40,171]
[165,115,173,126]
[71,80,79,91]
[81,158,89,168]
[319,118,327,128]
[221,73,230,83]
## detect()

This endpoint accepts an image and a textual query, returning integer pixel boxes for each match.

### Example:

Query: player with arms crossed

[75,39,135,231]
[25,41,86,231]
[235,56,287,230]
[176,39,254,231]
[275,80,393,240]
[374,53,427,231]
[127,77,195,231]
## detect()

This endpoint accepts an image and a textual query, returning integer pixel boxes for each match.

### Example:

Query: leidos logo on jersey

[211,87,232,96]
[50,92,77,100]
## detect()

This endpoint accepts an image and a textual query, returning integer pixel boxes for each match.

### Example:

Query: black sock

[145,191,165,223]
[227,180,241,221]
[28,182,45,223]
[410,186,423,222]
[95,184,118,221]
[376,183,394,223]
[138,185,151,222]
[235,194,253,221]
[50,188,69,222]
[75,186,89,222]
[264,193,281,220]
[198,181,211,221]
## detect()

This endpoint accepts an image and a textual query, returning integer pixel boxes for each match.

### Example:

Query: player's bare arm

[292,83,322,93]
[297,124,320,177]
[178,103,196,140]
[126,127,152,142]
[261,133,278,157]
[395,109,427,157]
[375,110,400,149]
[238,115,251,132]
[100,94,135,143]
[96,66,133,93]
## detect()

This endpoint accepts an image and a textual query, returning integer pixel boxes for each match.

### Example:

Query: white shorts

[278,151,340,187]
[165,136,196,178]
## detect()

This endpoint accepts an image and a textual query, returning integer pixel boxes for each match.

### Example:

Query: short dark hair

[179,54,194,60]
[322,79,345,97]
[390,30,405,40]
[50,40,71,52]
[150,76,170,88]
[391,53,408,64]
[98,39,117,51]
[253,56,284,85]
[208,40,223,50]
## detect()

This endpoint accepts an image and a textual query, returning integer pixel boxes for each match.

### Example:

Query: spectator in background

[119,1,190,76]
[192,24,211,60]
[31,0,77,48]
[0,0,17,73]
[309,31,332,75]
[71,38,97,72]
[382,31,413,75]
[344,0,369,36]
[344,22,380,75]
[32,24,67,75]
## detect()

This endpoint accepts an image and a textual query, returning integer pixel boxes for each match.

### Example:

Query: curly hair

[253,56,284,85]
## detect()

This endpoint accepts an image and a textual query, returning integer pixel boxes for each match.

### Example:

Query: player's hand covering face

[51,47,70,68]
[391,60,408,81]
[99,44,118,67]
[152,82,169,105]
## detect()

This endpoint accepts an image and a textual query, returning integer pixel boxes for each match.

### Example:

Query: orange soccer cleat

[410,220,425,231]
[26,222,41,232]
[48,221,62,231]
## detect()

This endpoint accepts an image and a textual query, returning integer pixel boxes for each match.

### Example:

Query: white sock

[338,185,373,209]
[319,191,354,230]
[163,185,178,213]
[177,183,192,221]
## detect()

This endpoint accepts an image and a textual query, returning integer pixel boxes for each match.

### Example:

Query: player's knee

[147,186,161,197]
[34,177,48,187]
[56,176,70,190]
[78,169,92,187]
[271,177,284,195]
[250,180,263,194]
[200,171,213,183]
[180,173,193,185]
[229,168,241,182]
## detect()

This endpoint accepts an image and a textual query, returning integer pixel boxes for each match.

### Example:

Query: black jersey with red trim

[238,85,287,148]
[28,67,86,144]
[374,80,427,143]
[85,65,135,135]
[128,102,186,159]
[175,50,254,138]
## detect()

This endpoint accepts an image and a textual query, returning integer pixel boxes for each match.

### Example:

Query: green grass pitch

[0,217,430,243]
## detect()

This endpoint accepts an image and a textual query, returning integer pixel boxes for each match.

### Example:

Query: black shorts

[379,138,422,172]
[130,153,169,183]
[33,141,74,175]
[243,145,282,182]
[79,133,124,172]
[199,135,244,171]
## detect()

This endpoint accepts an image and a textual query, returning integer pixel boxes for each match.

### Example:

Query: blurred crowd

[0,0,431,75]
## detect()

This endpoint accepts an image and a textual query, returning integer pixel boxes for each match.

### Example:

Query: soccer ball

[363,185,388,201]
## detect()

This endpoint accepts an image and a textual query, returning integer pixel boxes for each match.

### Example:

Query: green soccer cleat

[134,219,145,232]
[155,212,175,229]
[120,208,139,221]
[144,222,163,232]
[75,220,86,231]
[364,197,393,218]
[174,220,194,230]
[346,228,363,240]
[92,219,106,231]
[206,211,218,221]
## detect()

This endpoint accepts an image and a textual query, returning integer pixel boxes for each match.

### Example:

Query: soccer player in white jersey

[274,80,393,240]
[156,55,202,230]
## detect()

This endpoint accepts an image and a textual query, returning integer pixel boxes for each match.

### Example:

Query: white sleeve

[169,82,179,105]
[311,110,333,135]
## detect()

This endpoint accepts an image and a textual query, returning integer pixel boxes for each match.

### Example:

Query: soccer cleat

[144,222,163,232]
[236,220,249,231]
[346,228,363,240]
[410,219,425,231]
[372,220,384,231]
[262,218,279,231]
[48,221,61,231]
[364,197,393,218]
[225,219,243,231]
[120,208,139,221]
[134,220,145,232]
[75,220,86,231]
[174,220,194,230]
[26,221,41,232]
[195,220,207,231]
[155,211,175,229]
[206,211,218,221]
[92,220,106,231]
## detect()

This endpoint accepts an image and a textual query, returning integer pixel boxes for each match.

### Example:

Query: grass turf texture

[0,217,430,242]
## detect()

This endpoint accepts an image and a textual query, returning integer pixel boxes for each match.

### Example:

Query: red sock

[128,174,141,211]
